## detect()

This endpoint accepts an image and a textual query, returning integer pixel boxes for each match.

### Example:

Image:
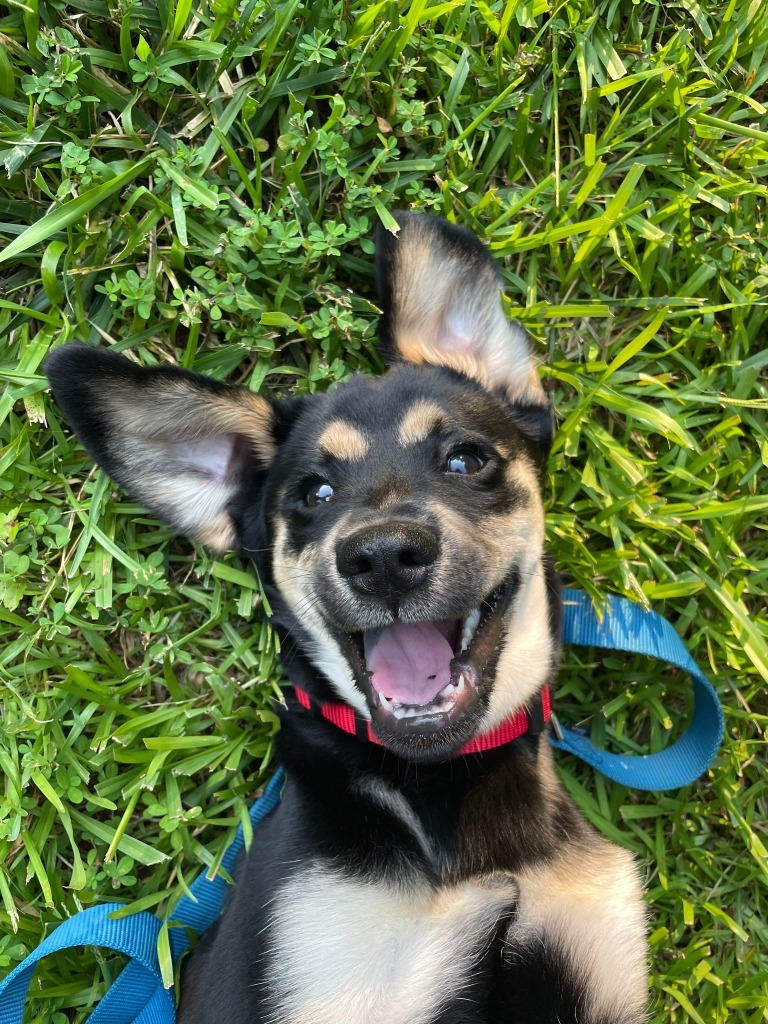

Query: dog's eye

[304,479,335,506]
[444,450,486,475]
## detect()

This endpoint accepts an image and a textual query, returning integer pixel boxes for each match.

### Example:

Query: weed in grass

[0,0,767,1021]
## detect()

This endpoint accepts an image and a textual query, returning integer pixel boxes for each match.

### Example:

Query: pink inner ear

[441,311,477,352]
[169,435,237,482]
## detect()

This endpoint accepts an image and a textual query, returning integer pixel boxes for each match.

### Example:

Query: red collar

[292,685,551,755]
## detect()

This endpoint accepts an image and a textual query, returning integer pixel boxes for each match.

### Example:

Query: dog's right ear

[376,213,544,399]
[45,345,283,551]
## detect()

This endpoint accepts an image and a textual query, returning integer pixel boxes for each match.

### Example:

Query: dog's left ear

[45,345,286,552]
[376,212,551,450]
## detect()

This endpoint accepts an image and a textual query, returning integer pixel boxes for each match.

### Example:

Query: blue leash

[0,589,723,1024]
[552,590,724,790]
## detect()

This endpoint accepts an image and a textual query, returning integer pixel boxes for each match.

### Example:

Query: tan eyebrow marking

[398,400,445,446]
[317,420,369,460]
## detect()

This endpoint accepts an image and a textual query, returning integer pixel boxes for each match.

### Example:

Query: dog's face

[46,213,558,761]
[263,362,552,758]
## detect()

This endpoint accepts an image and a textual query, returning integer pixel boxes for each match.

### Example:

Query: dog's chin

[333,572,519,762]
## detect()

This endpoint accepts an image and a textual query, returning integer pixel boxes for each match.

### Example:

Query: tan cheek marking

[272,518,315,604]
[317,420,369,461]
[481,504,538,569]
[271,516,370,717]
[423,499,500,599]
[397,400,445,445]
[272,510,356,610]
[482,567,552,730]
[469,458,543,572]
[425,486,540,590]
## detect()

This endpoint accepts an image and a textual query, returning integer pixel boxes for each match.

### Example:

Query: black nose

[336,522,440,607]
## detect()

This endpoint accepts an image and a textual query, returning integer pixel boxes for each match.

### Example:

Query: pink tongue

[366,621,454,705]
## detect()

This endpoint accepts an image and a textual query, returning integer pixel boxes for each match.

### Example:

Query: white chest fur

[265,864,516,1024]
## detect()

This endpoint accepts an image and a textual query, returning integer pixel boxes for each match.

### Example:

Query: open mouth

[341,572,519,751]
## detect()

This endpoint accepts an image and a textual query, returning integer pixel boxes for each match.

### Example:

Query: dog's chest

[265,863,515,1024]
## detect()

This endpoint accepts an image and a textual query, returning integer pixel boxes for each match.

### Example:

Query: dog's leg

[483,837,647,1024]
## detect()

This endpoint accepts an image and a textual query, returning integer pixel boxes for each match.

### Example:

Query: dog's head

[46,213,560,761]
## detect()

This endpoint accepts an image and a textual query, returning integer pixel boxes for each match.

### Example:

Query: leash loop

[0,771,284,1024]
[0,905,174,1024]
[554,589,724,790]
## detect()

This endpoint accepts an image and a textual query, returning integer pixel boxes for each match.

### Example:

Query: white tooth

[456,675,465,695]
[393,707,406,720]
[438,681,454,699]
[460,608,481,652]
[378,692,395,712]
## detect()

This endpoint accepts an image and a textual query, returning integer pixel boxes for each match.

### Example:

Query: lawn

[1,0,767,1020]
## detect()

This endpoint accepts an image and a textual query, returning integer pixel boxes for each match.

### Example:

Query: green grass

[1,0,767,1019]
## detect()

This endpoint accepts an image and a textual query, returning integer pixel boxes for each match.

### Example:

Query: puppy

[46,212,647,1024]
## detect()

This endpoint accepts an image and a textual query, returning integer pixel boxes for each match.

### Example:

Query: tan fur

[149,475,237,546]
[535,735,563,805]
[514,840,648,1021]
[317,420,369,460]
[483,567,553,730]
[267,789,645,1024]
[504,455,538,494]
[424,469,542,599]
[272,517,369,716]
[195,511,237,551]
[396,338,498,391]
[423,463,550,731]
[473,480,541,574]
[397,401,445,446]
[368,480,412,511]
[101,378,274,549]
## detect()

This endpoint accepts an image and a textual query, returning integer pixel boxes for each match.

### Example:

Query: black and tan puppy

[46,213,647,1024]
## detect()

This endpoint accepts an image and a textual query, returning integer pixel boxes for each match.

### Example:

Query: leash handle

[0,772,284,1024]
[552,589,724,790]
[0,904,174,1024]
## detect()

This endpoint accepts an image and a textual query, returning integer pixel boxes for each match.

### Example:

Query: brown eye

[305,479,335,506]
[445,450,486,475]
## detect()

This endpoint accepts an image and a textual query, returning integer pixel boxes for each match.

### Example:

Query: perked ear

[45,345,276,551]
[376,212,547,410]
